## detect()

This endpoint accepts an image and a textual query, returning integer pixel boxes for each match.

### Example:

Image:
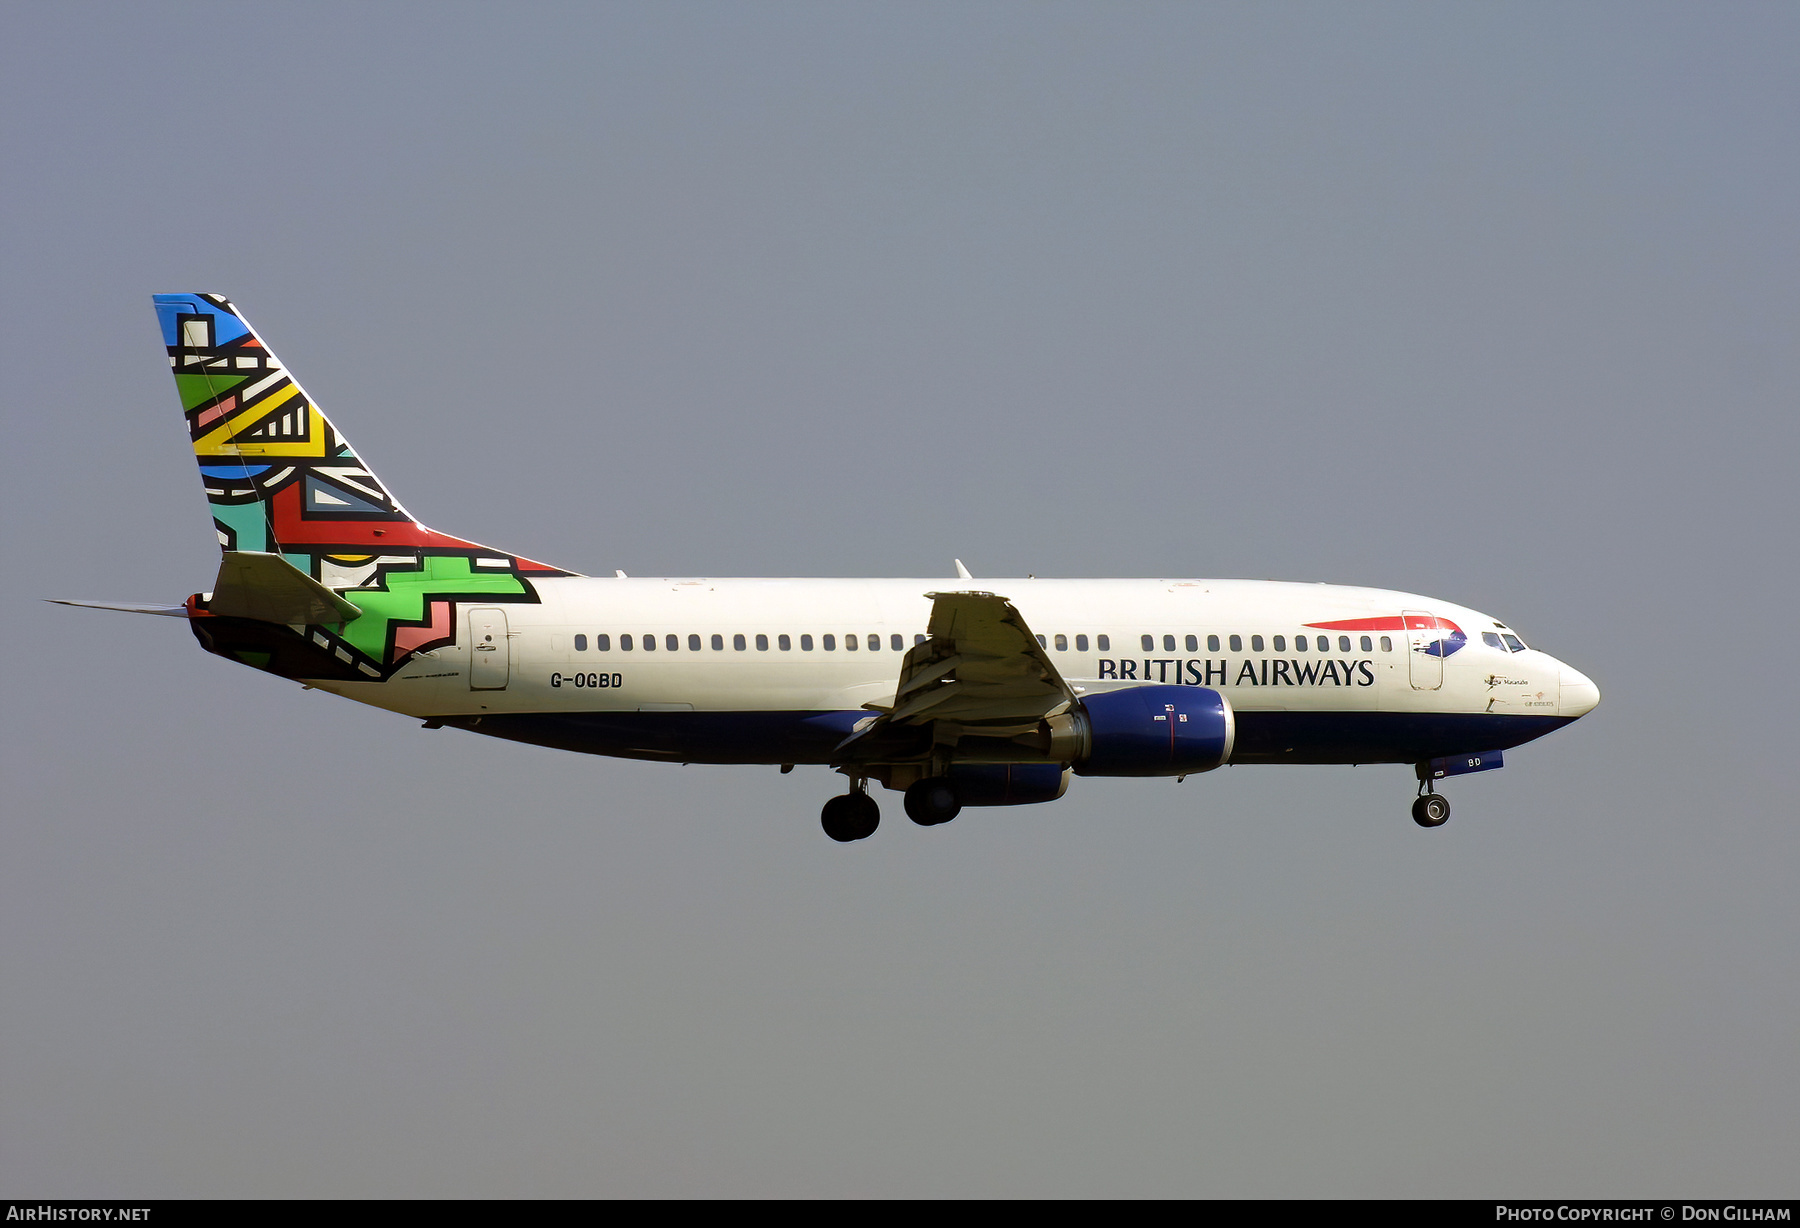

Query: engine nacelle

[1066,685,1235,777]
[945,763,1071,807]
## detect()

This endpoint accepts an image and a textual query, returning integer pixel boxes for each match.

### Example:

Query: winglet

[954,558,973,580]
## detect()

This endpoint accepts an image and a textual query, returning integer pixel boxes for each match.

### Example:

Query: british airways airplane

[56,295,1600,840]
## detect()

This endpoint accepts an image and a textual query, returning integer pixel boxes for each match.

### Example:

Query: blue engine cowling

[1073,685,1235,777]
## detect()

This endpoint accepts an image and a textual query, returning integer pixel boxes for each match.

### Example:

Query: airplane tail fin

[151,294,571,679]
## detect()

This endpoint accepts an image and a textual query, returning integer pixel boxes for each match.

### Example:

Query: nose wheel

[821,785,880,842]
[1411,791,1450,827]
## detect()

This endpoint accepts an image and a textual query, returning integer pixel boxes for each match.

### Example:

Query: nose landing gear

[1411,789,1450,828]
[821,782,880,842]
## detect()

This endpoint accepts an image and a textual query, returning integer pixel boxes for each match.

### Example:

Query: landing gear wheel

[821,791,880,842]
[904,779,962,826]
[821,796,857,842]
[1412,793,1450,828]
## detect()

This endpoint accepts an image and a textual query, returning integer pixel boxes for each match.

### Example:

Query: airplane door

[1403,609,1444,691]
[468,607,510,690]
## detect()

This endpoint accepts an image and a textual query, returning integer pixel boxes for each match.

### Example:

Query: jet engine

[1047,685,1236,777]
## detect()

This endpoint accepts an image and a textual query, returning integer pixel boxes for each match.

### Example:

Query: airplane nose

[1559,665,1600,719]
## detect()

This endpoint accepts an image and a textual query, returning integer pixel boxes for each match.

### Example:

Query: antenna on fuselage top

[954,559,973,580]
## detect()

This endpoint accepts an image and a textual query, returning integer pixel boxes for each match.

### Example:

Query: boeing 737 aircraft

[55,295,1600,841]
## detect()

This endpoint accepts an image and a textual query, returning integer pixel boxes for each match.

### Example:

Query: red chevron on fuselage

[1305,614,1467,657]
[1303,614,1458,633]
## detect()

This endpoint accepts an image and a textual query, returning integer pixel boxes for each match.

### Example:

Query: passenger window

[1317,636,1329,652]
[596,634,611,651]
[823,634,836,651]
[1076,634,1089,652]
[643,634,656,651]
[1339,636,1351,652]
[1162,634,1176,652]
[711,634,723,651]
[1207,635,1220,653]
[778,634,791,651]
[1272,635,1285,652]
[621,634,634,651]
[1295,635,1307,652]
[891,634,903,651]
[1097,634,1110,652]
[801,634,814,651]
[1361,636,1373,652]
[756,634,769,651]
[1037,634,1047,649]
[733,633,746,651]
[868,634,880,651]
[1185,635,1198,652]
[1229,634,1242,652]
[1380,636,1392,652]
[574,634,587,651]
[666,634,679,651]
[1141,634,1154,652]
[1483,632,1504,649]
[845,634,858,651]
[1251,635,1264,652]
[1054,634,1067,651]
[1503,634,1527,652]
[688,634,701,651]
[915,634,926,645]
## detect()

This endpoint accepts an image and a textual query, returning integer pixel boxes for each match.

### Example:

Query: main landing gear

[819,777,962,841]
[1412,788,1450,828]
[821,783,880,843]
[903,778,961,827]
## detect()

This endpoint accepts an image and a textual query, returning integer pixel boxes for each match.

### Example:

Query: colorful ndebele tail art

[154,294,573,682]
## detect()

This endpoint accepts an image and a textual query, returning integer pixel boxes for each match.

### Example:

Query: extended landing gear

[821,786,880,842]
[904,778,962,827]
[1412,791,1450,828]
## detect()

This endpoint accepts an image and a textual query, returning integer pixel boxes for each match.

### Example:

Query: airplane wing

[835,591,1075,760]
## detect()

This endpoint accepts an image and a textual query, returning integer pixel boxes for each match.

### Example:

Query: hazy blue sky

[3,1,1795,1197]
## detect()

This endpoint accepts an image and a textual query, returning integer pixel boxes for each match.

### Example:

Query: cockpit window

[1482,632,1504,649]
[1502,634,1527,652]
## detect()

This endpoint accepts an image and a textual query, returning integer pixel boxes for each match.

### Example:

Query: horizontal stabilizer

[45,599,190,617]
[210,551,362,626]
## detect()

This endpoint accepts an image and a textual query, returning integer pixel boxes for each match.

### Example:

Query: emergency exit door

[468,607,510,690]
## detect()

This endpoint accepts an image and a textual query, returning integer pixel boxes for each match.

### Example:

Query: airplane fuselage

[281,576,1595,769]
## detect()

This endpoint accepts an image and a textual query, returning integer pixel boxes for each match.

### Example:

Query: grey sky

[2,2,1795,1196]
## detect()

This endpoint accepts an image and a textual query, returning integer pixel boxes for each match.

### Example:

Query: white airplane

[55,294,1600,840]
